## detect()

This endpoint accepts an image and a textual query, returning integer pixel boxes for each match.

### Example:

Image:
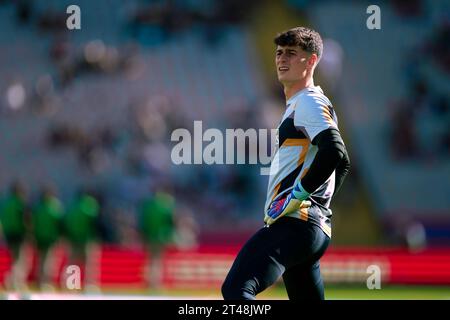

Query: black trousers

[222,217,330,300]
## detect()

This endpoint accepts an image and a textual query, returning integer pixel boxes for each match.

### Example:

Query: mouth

[278,66,289,72]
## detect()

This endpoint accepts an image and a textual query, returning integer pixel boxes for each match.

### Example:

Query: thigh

[223,226,286,297]
[282,225,330,300]
[282,260,324,300]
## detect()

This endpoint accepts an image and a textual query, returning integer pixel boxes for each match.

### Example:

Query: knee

[221,278,255,300]
[221,278,236,300]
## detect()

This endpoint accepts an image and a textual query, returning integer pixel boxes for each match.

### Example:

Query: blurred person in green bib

[139,186,176,290]
[0,180,31,292]
[31,184,64,291]
[62,188,100,292]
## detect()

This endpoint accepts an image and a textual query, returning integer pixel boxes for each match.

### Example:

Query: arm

[331,137,350,197]
[300,128,350,197]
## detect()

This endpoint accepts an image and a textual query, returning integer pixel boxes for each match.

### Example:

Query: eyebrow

[276,48,298,54]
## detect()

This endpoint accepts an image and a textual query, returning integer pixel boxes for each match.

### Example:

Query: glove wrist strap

[292,181,310,201]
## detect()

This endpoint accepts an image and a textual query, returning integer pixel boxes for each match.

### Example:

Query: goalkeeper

[222,27,350,300]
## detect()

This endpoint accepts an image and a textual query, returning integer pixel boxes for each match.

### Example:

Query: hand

[264,182,311,226]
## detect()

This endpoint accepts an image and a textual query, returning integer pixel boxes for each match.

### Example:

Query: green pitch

[4,284,448,300]
[261,283,450,300]
[101,283,450,300]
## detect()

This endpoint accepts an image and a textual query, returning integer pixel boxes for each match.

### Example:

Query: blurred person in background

[173,205,199,251]
[62,188,100,292]
[31,184,64,291]
[222,27,350,300]
[138,185,176,290]
[0,181,31,293]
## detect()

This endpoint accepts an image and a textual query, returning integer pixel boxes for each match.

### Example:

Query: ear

[307,53,318,68]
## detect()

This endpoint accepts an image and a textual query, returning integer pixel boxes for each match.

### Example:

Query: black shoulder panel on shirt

[278,117,307,146]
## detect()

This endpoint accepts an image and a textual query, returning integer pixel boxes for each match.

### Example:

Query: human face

[275,46,314,85]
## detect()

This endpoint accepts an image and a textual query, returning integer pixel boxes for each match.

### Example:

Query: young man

[222,27,350,300]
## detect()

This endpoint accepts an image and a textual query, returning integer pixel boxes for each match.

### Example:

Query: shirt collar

[286,86,322,106]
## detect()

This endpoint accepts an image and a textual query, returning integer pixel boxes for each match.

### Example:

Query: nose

[277,53,287,64]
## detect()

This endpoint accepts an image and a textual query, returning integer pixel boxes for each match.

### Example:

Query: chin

[278,77,292,85]
[277,74,288,82]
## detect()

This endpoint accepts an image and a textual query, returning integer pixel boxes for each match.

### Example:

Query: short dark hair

[274,27,323,59]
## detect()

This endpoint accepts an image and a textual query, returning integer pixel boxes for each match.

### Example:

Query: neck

[284,77,315,101]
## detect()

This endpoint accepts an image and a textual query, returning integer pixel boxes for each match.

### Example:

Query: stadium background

[0,0,449,299]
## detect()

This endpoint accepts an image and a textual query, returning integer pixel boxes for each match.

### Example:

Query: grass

[2,284,449,300]
[260,283,450,300]
[100,283,450,300]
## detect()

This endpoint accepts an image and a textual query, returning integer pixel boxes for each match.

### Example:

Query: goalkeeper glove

[265,181,311,226]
